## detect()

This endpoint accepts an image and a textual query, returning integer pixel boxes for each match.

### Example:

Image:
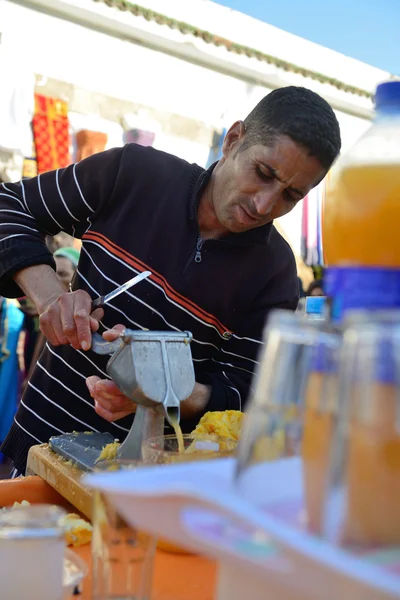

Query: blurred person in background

[0,297,24,464]
[53,247,80,291]
[306,278,325,297]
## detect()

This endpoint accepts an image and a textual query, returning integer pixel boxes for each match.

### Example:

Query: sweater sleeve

[0,146,127,297]
[183,260,299,430]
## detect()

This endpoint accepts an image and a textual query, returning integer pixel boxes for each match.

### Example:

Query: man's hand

[86,325,136,421]
[39,289,103,350]
[86,376,137,421]
[14,264,103,350]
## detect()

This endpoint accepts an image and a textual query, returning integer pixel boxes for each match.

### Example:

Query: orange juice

[323,82,400,320]
[302,371,336,534]
[344,383,400,546]
[323,163,400,267]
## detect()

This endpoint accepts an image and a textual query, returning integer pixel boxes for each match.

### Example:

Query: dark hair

[241,86,341,170]
[306,279,324,295]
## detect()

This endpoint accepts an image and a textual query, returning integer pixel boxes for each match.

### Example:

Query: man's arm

[0,147,127,347]
[0,146,125,299]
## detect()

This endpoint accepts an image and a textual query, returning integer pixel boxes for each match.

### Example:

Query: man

[53,246,80,291]
[0,86,341,475]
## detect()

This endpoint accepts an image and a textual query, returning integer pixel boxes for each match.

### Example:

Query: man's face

[211,123,327,234]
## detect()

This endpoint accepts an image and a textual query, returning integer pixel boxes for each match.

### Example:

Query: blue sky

[217,0,400,75]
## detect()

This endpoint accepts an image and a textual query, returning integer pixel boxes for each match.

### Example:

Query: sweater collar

[188,162,273,246]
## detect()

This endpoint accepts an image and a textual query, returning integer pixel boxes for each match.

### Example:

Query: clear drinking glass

[142,433,237,464]
[92,459,157,600]
[322,311,400,547]
[235,309,340,525]
[0,504,67,600]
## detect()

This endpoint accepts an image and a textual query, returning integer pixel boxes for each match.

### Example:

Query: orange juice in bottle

[302,330,340,534]
[323,81,400,319]
[329,314,400,546]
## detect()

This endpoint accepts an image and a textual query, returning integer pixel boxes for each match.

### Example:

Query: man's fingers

[58,293,80,348]
[39,311,69,346]
[89,308,104,332]
[73,290,94,350]
[86,375,136,422]
[86,375,101,396]
[103,324,125,341]
[39,289,95,350]
[94,379,123,394]
[94,402,134,422]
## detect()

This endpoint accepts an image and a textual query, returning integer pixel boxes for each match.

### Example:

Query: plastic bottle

[323,81,400,319]
[305,296,327,320]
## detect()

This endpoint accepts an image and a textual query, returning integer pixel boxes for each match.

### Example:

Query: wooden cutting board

[26,444,93,520]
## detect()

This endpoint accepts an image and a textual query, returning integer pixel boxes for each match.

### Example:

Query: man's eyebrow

[260,163,304,198]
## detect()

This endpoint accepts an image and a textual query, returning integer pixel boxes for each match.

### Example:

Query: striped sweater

[0,144,298,473]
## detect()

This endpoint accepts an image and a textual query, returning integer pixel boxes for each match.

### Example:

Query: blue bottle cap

[375,81,400,111]
[305,296,326,316]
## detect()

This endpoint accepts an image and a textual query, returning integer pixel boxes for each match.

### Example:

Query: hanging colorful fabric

[32,94,71,174]
[75,130,108,161]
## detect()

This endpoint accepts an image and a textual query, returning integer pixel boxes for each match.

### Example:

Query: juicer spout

[162,396,181,428]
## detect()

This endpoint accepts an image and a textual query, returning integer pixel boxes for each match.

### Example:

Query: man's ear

[221,121,246,157]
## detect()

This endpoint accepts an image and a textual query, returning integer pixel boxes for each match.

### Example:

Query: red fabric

[32,94,71,174]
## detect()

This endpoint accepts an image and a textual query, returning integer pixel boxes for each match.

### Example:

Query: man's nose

[252,188,280,216]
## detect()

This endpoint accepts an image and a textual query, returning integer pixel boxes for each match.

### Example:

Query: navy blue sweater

[0,144,298,472]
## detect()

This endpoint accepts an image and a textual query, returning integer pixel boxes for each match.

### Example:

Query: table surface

[0,476,216,600]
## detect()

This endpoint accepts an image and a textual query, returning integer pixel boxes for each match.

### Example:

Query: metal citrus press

[49,330,195,470]
[92,328,195,455]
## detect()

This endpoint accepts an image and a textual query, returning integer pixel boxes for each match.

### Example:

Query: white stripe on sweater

[44,345,129,433]
[211,357,253,375]
[0,223,39,233]
[28,381,100,431]
[20,180,33,216]
[0,233,32,243]
[56,169,80,222]
[233,333,263,345]
[0,209,35,220]
[21,398,65,434]
[223,371,242,410]
[1,183,19,197]
[221,347,259,365]
[14,417,43,444]
[37,174,63,229]
[0,192,26,211]
[74,347,109,379]
[73,163,95,212]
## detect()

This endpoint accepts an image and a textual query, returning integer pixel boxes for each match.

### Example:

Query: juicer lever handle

[91,332,123,355]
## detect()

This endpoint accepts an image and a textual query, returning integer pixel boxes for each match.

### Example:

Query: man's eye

[256,167,272,181]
